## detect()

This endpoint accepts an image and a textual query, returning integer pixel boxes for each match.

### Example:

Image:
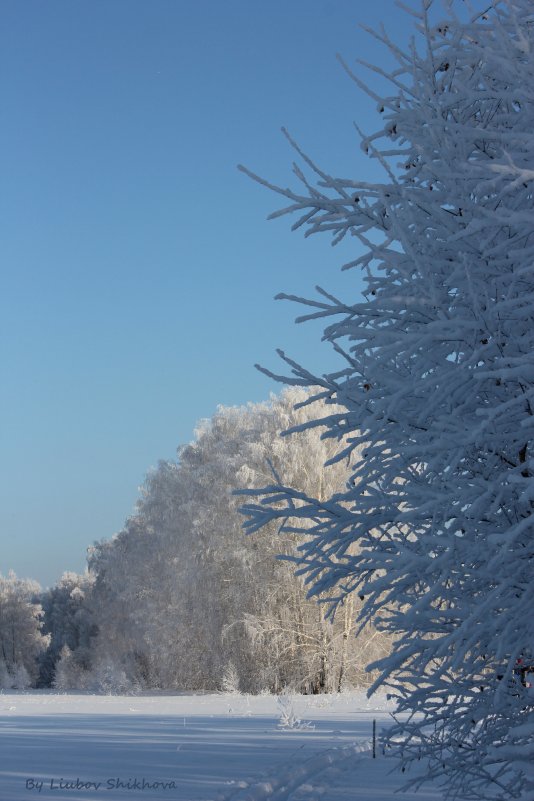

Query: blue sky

[1,1,415,587]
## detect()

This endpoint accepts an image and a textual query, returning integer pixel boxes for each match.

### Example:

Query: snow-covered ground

[0,691,447,801]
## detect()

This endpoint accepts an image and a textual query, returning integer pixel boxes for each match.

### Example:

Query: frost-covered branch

[239,1,534,798]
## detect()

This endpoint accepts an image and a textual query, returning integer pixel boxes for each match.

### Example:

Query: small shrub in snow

[221,662,241,695]
[53,646,91,691]
[277,692,314,731]
[88,659,137,695]
[11,664,31,690]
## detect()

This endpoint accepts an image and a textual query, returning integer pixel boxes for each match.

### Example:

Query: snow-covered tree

[86,389,385,693]
[239,1,534,798]
[39,571,96,687]
[0,572,49,688]
[53,645,91,691]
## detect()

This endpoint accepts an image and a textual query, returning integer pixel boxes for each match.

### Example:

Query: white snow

[0,691,450,800]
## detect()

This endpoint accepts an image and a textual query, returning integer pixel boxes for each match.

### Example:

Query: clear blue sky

[1,0,414,587]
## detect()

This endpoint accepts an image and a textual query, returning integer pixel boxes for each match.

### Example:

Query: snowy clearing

[0,691,449,801]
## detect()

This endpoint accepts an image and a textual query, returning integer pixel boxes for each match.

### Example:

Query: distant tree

[0,572,49,688]
[86,389,388,693]
[86,517,160,691]
[53,645,89,691]
[239,1,534,798]
[38,571,96,687]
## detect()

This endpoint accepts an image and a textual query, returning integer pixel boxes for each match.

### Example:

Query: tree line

[0,389,389,693]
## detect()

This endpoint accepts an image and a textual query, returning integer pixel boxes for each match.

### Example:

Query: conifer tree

[239,2,534,797]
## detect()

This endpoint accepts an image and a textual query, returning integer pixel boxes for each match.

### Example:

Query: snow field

[0,691,452,801]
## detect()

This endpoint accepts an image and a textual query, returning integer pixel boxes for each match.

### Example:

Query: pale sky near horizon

[1,0,418,587]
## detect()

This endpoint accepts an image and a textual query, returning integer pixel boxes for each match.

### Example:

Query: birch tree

[86,389,384,692]
[0,572,49,688]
